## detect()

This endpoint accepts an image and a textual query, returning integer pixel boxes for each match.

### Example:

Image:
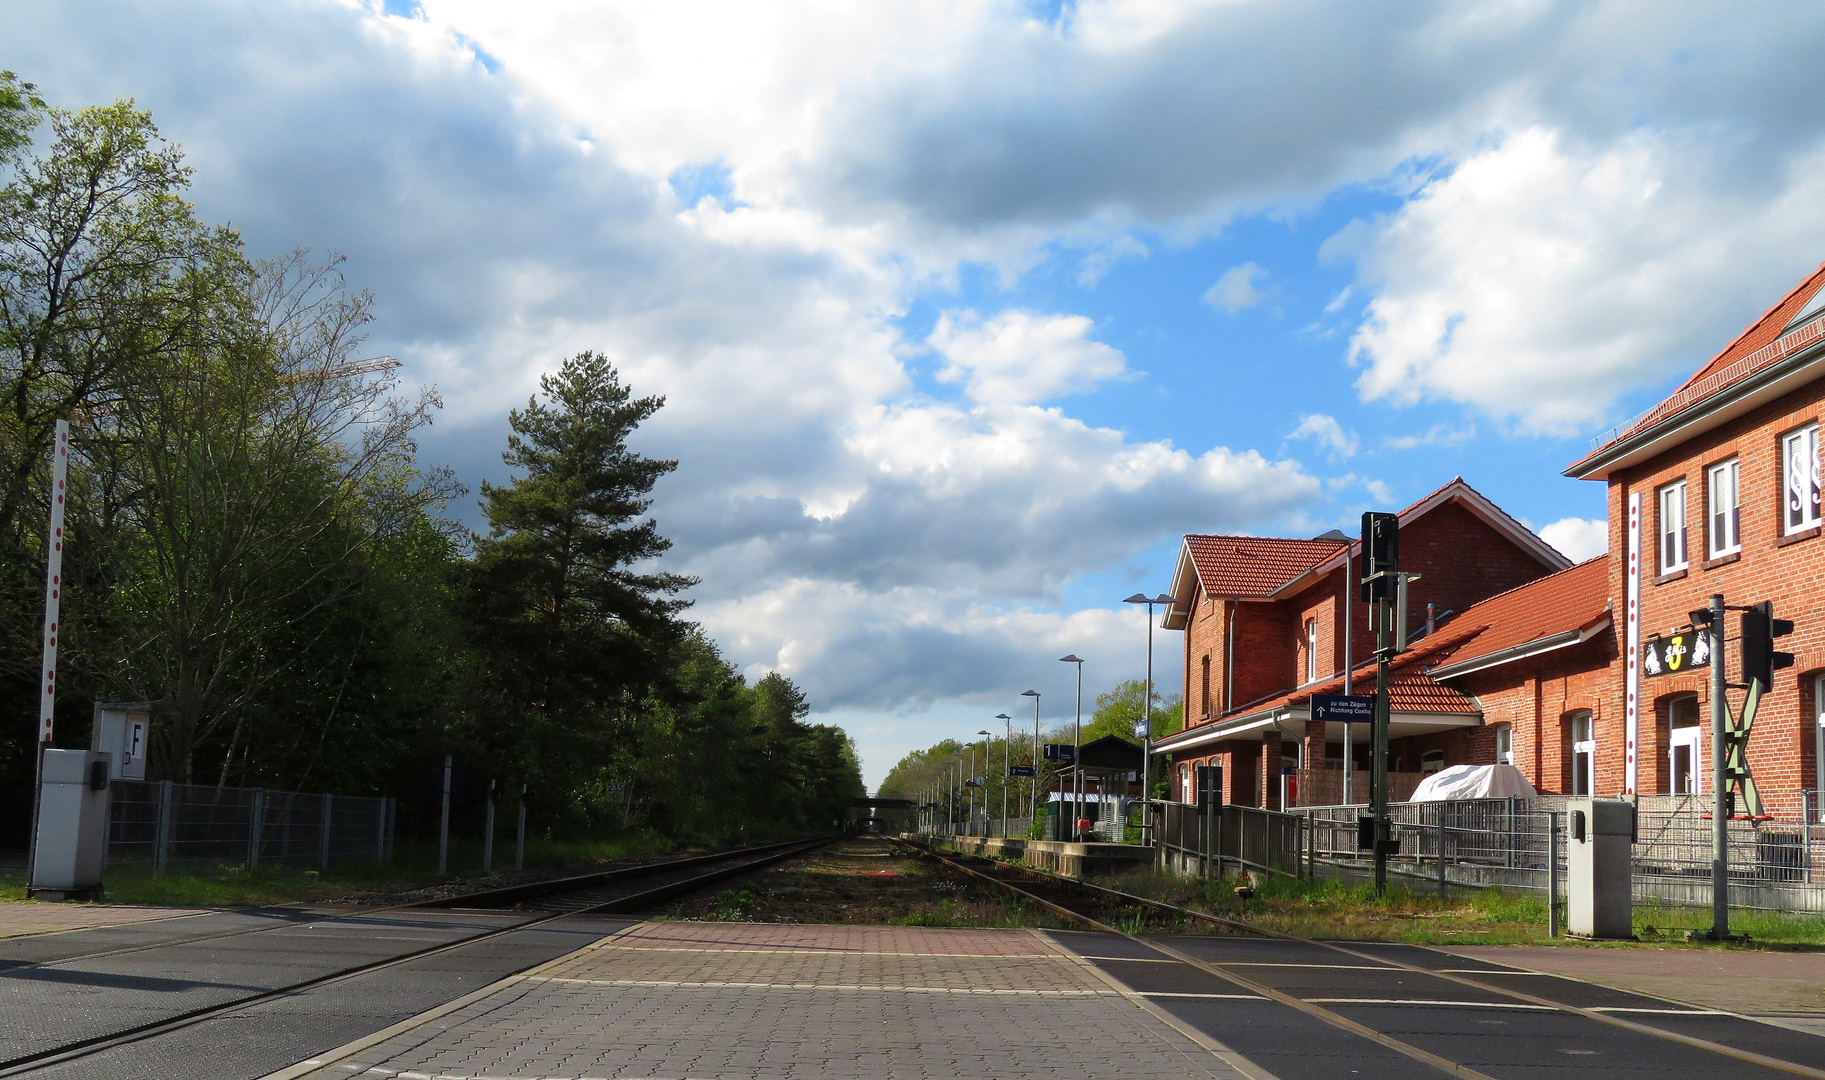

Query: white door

[1669,696,1702,796]
[1570,713,1594,796]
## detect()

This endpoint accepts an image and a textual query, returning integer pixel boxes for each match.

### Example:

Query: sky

[6,0,1825,789]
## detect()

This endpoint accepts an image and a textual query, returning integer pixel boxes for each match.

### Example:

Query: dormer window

[1783,284,1825,335]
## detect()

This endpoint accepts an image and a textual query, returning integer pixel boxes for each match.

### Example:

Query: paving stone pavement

[296,922,1250,1080]
[0,901,217,939]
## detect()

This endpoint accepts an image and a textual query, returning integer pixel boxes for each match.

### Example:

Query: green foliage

[1084,678,1182,743]
[0,88,862,851]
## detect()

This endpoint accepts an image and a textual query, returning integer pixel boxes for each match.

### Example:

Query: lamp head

[1689,607,1714,628]
[994,713,1011,720]
[1058,654,1083,663]
[1123,593,1149,604]
[1021,689,1040,698]
[1152,593,1173,604]
[977,730,991,736]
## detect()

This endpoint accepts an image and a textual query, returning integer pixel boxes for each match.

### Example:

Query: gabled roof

[1151,628,1480,752]
[1569,263,1825,480]
[1427,556,1612,679]
[1162,477,1571,628]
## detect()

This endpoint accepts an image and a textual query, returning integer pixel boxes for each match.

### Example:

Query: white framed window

[1659,480,1689,572]
[1669,695,1702,796]
[1304,618,1318,684]
[1179,762,1191,803]
[1494,724,1513,766]
[1421,750,1445,774]
[1785,423,1821,535]
[1568,712,1595,796]
[1708,458,1741,556]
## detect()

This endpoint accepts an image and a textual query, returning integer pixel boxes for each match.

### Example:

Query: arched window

[1492,723,1513,766]
[1421,750,1445,774]
[1304,618,1318,684]
[1179,762,1191,803]
[1200,655,1212,718]
[1566,711,1595,796]
[1668,695,1701,795]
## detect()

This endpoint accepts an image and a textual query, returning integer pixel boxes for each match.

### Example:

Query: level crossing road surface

[282,922,1246,1080]
[1055,930,1825,1079]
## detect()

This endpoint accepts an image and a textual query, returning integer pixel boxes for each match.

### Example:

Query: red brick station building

[1154,263,1825,813]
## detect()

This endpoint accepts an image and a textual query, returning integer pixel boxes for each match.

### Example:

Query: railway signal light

[1359,511,1399,602]
[1739,601,1795,691]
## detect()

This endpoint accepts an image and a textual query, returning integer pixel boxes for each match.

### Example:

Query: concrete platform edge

[253,921,641,1080]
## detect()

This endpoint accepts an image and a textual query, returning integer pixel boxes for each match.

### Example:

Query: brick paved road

[0,901,217,939]
[293,922,1250,1080]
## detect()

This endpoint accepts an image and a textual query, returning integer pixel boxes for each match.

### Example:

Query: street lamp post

[1021,691,1041,822]
[1125,593,1174,843]
[996,714,1012,838]
[976,730,992,836]
[1059,655,1085,841]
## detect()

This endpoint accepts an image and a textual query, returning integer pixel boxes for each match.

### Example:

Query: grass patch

[1097,867,1825,948]
[0,832,685,909]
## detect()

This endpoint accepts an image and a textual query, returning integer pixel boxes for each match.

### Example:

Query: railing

[1292,791,1825,910]
[1293,768,1424,807]
[1151,800,1303,877]
[109,780,395,875]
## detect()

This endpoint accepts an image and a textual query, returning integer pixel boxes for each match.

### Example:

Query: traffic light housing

[1740,601,1795,691]
[1360,511,1399,602]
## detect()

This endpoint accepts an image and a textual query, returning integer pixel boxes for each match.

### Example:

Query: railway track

[891,835,1825,1080]
[0,834,836,1077]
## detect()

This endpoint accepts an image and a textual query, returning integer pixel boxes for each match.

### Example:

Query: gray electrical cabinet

[91,701,151,781]
[30,749,113,900]
[1566,798,1634,939]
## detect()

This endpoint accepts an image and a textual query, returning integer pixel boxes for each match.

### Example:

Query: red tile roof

[1428,556,1611,671]
[1598,264,1825,450]
[1183,534,1346,600]
[1207,626,1485,722]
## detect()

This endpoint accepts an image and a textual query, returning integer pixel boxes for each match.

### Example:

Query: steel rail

[0,836,816,973]
[0,835,836,1076]
[892,837,1825,1080]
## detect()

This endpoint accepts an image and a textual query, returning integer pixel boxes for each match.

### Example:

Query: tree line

[876,679,1182,821]
[0,77,863,847]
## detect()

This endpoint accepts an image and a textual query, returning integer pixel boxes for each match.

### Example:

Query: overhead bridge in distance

[851,796,916,810]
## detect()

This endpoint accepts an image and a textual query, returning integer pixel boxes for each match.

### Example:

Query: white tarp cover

[1409,763,1537,802]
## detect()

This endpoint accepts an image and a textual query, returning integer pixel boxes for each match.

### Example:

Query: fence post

[319,793,333,872]
[375,796,386,863]
[1437,810,1447,895]
[1548,812,1561,938]
[248,789,265,870]
[383,798,395,865]
[154,780,172,878]
[516,788,527,871]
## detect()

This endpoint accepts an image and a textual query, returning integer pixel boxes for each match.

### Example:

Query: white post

[438,754,452,876]
[516,785,527,870]
[26,421,70,891]
[483,781,495,873]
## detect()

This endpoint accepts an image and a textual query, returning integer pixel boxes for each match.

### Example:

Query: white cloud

[1077,234,1148,286]
[928,309,1128,405]
[1203,262,1269,314]
[1287,413,1359,460]
[1540,516,1608,562]
[1340,126,1825,434]
[1384,423,1476,450]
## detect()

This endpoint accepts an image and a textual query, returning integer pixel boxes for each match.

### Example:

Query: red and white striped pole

[38,419,68,743]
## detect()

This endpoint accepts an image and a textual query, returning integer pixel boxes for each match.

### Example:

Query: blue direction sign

[1042,743,1077,762]
[1311,693,1376,723]
[1009,765,1036,777]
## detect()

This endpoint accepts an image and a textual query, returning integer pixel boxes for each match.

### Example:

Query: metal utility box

[30,749,113,900]
[1566,798,1634,939]
[91,702,151,781]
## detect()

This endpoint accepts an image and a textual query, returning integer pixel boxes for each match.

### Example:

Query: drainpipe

[1225,599,1237,714]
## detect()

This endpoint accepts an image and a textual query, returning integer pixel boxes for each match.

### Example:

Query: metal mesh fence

[1293,792,1825,910]
[108,780,394,874]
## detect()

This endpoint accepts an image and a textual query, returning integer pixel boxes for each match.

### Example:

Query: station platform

[274,922,1248,1080]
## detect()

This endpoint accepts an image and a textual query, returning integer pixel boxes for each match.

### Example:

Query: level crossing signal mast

[1359,511,1401,894]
